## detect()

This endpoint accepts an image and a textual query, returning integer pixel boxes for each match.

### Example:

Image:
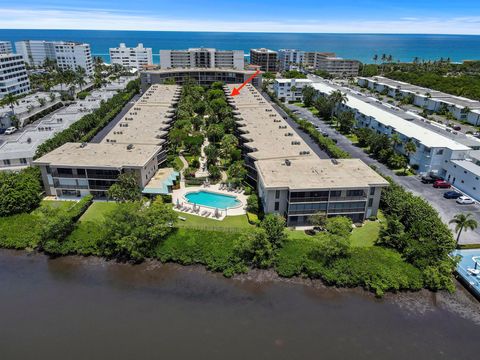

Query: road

[90,94,141,143]
[288,102,480,245]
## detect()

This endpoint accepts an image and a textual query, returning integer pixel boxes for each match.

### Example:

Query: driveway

[90,94,141,143]
[287,102,480,245]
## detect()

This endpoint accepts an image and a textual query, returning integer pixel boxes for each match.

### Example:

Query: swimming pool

[185,191,241,210]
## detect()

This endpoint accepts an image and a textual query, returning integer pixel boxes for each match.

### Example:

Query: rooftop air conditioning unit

[127,144,134,150]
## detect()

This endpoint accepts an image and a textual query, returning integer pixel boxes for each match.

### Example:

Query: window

[368,198,373,207]
[274,202,279,211]
[3,159,11,166]
[370,187,375,196]
[275,190,280,199]
[20,158,27,164]
[330,190,342,197]
[346,190,365,197]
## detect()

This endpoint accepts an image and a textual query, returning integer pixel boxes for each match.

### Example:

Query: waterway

[1,249,479,359]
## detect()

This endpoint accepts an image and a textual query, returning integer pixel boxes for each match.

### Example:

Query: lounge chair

[467,268,480,275]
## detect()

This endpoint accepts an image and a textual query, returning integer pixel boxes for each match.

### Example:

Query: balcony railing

[54,183,89,190]
[52,172,86,178]
[289,197,329,203]
[329,196,367,201]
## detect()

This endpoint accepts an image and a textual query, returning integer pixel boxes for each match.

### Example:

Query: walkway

[195,137,210,178]
[178,154,189,189]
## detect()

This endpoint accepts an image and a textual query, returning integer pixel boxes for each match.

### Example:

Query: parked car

[433,180,451,189]
[443,191,462,199]
[456,196,475,205]
[453,125,461,131]
[421,174,443,184]
[4,127,17,135]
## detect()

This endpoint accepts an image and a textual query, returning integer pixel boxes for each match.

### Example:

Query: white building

[160,48,244,70]
[358,76,480,125]
[109,43,153,70]
[278,49,305,71]
[273,78,313,102]
[15,40,93,74]
[15,40,56,66]
[54,42,93,75]
[0,54,31,99]
[0,41,13,54]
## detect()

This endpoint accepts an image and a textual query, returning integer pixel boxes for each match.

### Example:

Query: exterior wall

[250,49,278,72]
[278,49,305,71]
[445,161,480,201]
[0,54,31,99]
[54,43,93,75]
[273,79,313,102]
[141,70,262,90]
[15,40,56,66]
[109,43,153,70]
[160,49,244,70]
[0,41,13,54]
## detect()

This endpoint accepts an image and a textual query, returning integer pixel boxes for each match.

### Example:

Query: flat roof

[275,78,313,84]
[102,84,180,145]
[33,142,160,168]
[361,76,480,109]
[143,68,257,74]
[256,157,389,190]
[312,81,470,151]
[225,83,314,160]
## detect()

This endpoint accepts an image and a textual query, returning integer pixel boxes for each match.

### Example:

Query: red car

[433,180,451,189]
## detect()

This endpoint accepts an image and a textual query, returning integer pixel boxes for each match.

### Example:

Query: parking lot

[287,102,480,245]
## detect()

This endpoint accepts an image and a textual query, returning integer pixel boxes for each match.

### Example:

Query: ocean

[1,29,479,64]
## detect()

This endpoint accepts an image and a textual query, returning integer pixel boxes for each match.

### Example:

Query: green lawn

[308,107,319,115]
[173,156,184,171]
[175,212,253,232]
[346,133,359,144]
[79,201,119,222]
[350,212,385,247]
[286,228,313,240]
[33,200,77,214]
[293,102,305,107]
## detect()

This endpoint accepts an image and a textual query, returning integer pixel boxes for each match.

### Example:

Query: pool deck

[172,184,247,221]
[453,249,480,299]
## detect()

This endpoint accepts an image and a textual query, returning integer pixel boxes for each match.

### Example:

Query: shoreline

[3,248,480,324]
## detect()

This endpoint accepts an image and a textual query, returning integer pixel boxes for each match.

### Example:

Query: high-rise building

[109,43,153,70]
[0,41,13,55]
[304,52,360,77]
[54,42,93,75]
[15,40,56,66]
[15,40,93,74]
[249,48,278,72]
[277,49,305,71]
[0,54,31,99]
[160,48,244,70]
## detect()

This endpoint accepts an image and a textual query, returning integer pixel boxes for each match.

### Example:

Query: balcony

[53,183,89,190]
[289,197,329,203]
[52,172,86,178]
[329,195,367,202]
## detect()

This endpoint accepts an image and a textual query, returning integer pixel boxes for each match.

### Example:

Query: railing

[54,183,89,190]
[52,172,86,178]
[329,196,367,201]
[328,208,365,214]
[289,197,329,203]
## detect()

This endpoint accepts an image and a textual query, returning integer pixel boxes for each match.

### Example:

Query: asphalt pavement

[287,102,480,245]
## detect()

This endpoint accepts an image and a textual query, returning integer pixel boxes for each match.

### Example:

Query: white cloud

[1,7,480,34]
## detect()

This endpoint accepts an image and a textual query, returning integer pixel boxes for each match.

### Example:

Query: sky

[1,0,480,34]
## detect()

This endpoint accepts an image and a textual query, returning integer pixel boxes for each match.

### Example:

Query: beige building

[249,48,278,72]
[304,52,360,77]
[160,48,244,70]
[224,83,387,225]
[33,84,181,198]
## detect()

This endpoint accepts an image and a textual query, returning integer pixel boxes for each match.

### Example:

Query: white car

[456,196,475,205]
[4,127,17,135]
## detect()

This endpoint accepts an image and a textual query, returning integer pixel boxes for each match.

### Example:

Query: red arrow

[231,70,261,96]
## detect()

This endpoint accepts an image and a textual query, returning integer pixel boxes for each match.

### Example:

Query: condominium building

[109,43,153,70]
[304,52,360,76]
[54,42,93,75]
[160,48,244,70]
[224,83,387,225]
[249,48,278,72]
[0,54,31,99]
[15,40,93,74]
[140,68,262,90]
[278,49,305,71]
[33,84,181,198]
[15,40,56,66]
[0,41,13,54]
[358,76,480,125]
[273,78,313,102]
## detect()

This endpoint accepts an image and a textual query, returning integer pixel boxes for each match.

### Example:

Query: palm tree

[327,90,348,122]
[404,139,417,159]
[449,213,478,246]
[391,133,401,148]
[75,66,87,92]
[2,93,19,115]
[373,54,378,65]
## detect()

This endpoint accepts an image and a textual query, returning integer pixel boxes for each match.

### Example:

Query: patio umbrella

[215,208,220,218]
[176,198,180,208]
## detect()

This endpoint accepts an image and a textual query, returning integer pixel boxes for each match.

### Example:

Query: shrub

[0,167,42,217]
